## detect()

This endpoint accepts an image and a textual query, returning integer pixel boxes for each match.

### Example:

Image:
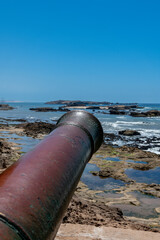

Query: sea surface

[1,102,160,154]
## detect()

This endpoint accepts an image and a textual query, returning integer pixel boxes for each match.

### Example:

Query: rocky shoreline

[3,101,160,118]
[44,100,160,117]
[0,118,160,232]
[45,100,111,106]
[0,104,14,110]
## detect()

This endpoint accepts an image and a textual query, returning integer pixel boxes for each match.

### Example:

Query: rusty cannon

[0,111,103,240]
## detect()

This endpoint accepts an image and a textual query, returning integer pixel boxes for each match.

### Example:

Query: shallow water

[81,163,125,190]
[126,159,148,164]
[125,167,160,184]
[104,157,120,162]
[0,131,40,153]
[112,191,160,219]
[96,190,124,199]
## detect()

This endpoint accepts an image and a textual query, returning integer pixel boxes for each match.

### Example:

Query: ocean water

[1,102,160,154]
[81,163,125,190]
[0,102,160,154]
[0,102,63,123]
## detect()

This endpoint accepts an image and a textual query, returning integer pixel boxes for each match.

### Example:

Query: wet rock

[130,110,160,117]
[63,195,156,231]
[0,139,19,169]
[86,106,100,110]
[108,105,144,115]
[108,105,141,111]
[0,104,14,110]
[130,112,146,117]
[10,118,27,122]
[133,163,154,171]
[103,133,123,146]
[0,123,9,129]
[29,107,70,112]
[45,100,111,106]
[0,140,10,168]
[99,111,108,114]
[66,102,87,107]
[119,130,141,136]
[20,122,56,137]
[140,184,160,198]
[0,118,27,122]
[30,107,56,112]
[109,110,126,115]
[92,168,134,183]
[58,107,70,112]
[104,133,120,141]
[119,145,160,158]
[63,195,124,226]
[104,131,160,152]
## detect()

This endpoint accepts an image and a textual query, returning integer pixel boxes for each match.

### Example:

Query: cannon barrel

[0,111,103,240]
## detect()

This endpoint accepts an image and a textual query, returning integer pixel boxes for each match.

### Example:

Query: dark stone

[130,110,160,117]
[45,100,111,105]
[133,164,154,171]
[108,105,141,111]
[66,102,87,107]
[21,122,56,137]
[118,130,141,136]
[109,110,126,115]
[100,111,108,114]
[86,106,100,110]
[58,107,70,112]
[130,112,146,117]
[104,133,119,141]
[30,107,58,112]
[29,107,69,112]
[0,104,14,110]
[63,195,125,227]
[0,140,11,168]
[5,118,27,122]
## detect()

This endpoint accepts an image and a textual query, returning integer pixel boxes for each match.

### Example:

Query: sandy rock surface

[55,224,160,240]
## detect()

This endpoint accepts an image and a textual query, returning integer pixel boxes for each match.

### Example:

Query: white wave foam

[103,121,151,130]
[146,147,160,155]
[105,120,149,125]
[112,140,124,146]
[144,107,152,110]
[116,116,126,119]
[27,116,35,119]
[140,129,160,138]
[50,117,57,120]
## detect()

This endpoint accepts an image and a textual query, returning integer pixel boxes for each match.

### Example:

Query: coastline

[0,118,160,232]
[0,102,160,236]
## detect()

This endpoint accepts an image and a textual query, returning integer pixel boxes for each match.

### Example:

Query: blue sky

[0,0,160,103]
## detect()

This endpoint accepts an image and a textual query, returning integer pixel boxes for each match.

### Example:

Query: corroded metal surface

[0,111,103,240]
[56,110,103,153]
[0,221,23,240]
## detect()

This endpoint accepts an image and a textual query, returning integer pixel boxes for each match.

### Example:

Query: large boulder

[0,104,14,110]
[30,107,69,112]
[109,110,126,115]
[0,140,14,168]
[130,110,160,117]
[108,105,139,111]
[20,122,56,137]
[86,106,100,110]
[118,130,141,136]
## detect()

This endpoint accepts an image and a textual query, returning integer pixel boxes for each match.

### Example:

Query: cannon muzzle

[0,111,103,240]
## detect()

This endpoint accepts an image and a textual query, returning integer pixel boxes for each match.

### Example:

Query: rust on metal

[0,111,103,240]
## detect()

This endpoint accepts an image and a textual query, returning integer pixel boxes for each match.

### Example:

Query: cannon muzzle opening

[0,111,103,240]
